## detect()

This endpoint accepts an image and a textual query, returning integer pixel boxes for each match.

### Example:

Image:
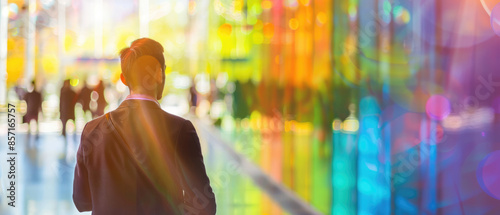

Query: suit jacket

[73,99,216,215]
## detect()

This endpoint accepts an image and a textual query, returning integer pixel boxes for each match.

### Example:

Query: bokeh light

[289,18,299,30]
[8,3,19,19]
[491,3,500,37]
[477,151,500,200]
[426,95,451,120]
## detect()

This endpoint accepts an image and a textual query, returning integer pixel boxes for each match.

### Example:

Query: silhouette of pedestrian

[92,80,107,118]
[77,80,92,120]
[60,79,77,136]
[23,80,43,135]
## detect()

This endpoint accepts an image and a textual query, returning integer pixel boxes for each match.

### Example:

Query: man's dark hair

[119,38,165,88]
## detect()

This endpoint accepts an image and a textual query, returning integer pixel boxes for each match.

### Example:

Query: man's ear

[155,66,163,83]
[120,73,128,86]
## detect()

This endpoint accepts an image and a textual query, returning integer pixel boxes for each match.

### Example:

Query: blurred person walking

[78,80,93,120]
[92,80,108,118]
[60,79,77,137]
[73,38,216,215]
[23,80,43,135]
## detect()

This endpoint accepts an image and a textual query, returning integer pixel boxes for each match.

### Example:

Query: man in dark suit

[73,38,216,215]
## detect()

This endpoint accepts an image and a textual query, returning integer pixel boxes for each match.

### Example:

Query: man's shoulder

[156,110,193,133]
[161,111,188,124]
[81,114,107,136]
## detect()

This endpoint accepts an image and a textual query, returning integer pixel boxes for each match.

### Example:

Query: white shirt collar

[125,94,161,107]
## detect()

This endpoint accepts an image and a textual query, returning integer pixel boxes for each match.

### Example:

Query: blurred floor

[207,119,331,214]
